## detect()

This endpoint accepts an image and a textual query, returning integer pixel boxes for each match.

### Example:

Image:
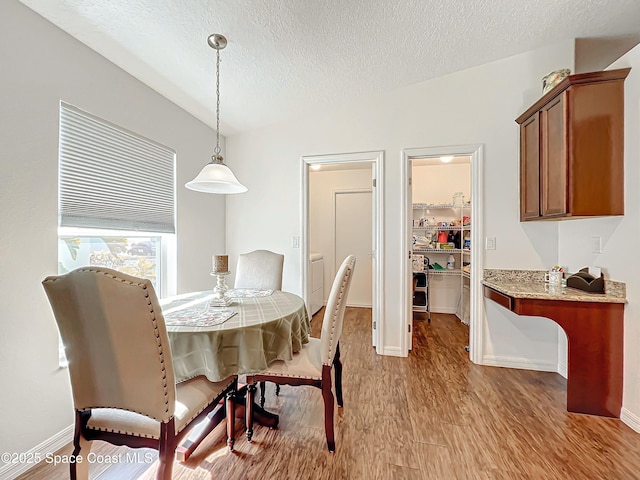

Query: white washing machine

[309,252,324,315]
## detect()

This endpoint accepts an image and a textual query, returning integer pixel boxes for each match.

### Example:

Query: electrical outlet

[485,237,496,250]
[591,235,602,254]
[291,236,300,248]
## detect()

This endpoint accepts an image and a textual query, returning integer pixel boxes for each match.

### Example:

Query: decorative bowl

[542,69,571,94]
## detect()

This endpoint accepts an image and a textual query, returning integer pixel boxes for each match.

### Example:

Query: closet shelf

[414,248,464,254]
[411,194,471,323]
[428,269,463,276]
[413,225,470,231]
[413,203,470,210]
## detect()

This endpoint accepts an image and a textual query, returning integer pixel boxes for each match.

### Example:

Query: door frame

[401,144,484,362]
[301,150,384,353]
[333,187,373,307]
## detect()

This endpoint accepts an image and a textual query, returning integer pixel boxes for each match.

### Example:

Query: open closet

[411,156,471,325]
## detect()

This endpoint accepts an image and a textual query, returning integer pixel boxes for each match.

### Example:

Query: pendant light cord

[214,47,221,157]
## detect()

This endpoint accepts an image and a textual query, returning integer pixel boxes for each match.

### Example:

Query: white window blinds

[59,102,176,234]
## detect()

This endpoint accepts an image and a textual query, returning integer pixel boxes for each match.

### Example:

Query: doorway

[401,145,484,362]
[301,151,384,352]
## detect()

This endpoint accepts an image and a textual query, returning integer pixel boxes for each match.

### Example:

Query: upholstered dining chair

[235,249,285,403]
[234,249,284,290]
[245,255,356,452]
[42,267,237,480]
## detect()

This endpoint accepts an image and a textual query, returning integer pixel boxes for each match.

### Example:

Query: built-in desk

[482,270,626,418]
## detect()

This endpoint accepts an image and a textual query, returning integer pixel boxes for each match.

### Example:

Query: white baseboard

[558,360,568,379]
[0,424,73,480]
[348,302,372,308]
[431,306,457,315]
[621,408,640,433]
[382,346,405,357]
[482,354,558,373]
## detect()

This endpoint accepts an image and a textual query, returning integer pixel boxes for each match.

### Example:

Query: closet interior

[411,156,471,325]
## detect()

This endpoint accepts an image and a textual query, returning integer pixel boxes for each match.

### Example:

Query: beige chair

[245,255,356,452]
[42,267,237,480]
[234,249,285,403]
[234,249,284,290]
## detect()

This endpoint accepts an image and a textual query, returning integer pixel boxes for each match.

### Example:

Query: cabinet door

[540,94,568,217]
[519,114,540,220]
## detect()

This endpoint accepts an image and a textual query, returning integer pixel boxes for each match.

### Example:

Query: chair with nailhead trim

[245,255,356,452]
[42,267,237,480]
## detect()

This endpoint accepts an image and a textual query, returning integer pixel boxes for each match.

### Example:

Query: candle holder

[209,271,232,306]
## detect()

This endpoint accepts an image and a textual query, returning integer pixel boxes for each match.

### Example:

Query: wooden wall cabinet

[516,68,630,221]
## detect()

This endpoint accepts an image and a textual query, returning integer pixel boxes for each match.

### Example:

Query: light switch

[486,237,496,250]
[291,236,300,248]
[591,236,602,254]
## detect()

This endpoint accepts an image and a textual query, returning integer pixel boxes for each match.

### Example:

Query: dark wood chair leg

[71,411,92,480]
[226,391,235,451]
[246,381,256,441]
[260,380,266,408]
[333,343,343,407]
[157,421,175,480]
[321,366,336,452]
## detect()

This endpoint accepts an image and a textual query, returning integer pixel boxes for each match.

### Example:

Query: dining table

[160,288,311,459]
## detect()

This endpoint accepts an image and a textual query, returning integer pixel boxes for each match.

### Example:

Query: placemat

[164,308,236,327]
[226,289,274,298]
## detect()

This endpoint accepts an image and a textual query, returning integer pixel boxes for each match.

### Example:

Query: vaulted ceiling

[19,0,640,136]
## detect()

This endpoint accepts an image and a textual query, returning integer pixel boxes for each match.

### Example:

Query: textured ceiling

[18,0,640,136]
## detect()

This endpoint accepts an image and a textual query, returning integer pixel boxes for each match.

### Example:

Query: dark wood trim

[333,342,343,407]
[245,383,257,442]
[226,392,235,451]
[483,286,512,311]
[321,364,336,452]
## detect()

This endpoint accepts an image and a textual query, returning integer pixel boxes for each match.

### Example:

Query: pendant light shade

[186,34,247,194]
[185,158,248,194]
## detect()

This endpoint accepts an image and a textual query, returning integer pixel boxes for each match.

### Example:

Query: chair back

[235,250,284,290]
[320,255,356,365]
[42,267,176,422]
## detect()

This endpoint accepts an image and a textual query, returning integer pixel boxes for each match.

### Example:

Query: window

[58,232,163,290]
[57,102,176,291]
[57,103,176,364]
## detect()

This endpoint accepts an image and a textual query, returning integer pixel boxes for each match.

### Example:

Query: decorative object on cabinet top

[542,68,571,94]
[516,68,631,124]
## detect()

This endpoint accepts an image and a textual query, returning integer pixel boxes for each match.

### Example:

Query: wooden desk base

[484,286,623,417]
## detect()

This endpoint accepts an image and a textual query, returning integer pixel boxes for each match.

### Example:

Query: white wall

[309,167,372,301]
[226,39,574,363]
[412,163,470,204]
[558,44,640,428]
[0,0,226,460]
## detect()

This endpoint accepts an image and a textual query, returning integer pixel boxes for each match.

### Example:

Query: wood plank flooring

[17,309,640,479]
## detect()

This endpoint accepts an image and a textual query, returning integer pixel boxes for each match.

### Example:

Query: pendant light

[186,34,247,194]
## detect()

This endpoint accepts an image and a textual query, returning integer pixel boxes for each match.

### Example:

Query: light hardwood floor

[18,308,640,479]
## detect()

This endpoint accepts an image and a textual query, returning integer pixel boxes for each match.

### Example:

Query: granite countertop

[482,269,626,304]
